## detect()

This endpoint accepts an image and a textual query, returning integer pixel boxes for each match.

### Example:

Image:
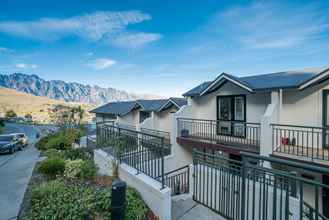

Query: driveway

[0,123,40,220]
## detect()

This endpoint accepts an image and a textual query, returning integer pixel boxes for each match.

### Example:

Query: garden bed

[18,129,154,220]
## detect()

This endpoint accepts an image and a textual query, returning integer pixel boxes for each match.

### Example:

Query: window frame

[216,94,247,138]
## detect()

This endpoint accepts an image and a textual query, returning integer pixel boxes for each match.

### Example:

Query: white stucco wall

[153,106,177,132]
[117,109,140,126]
[164,105,194,173]
[189,82,271,123]
[280,82,329,127]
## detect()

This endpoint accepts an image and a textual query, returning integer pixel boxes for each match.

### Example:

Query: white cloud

[15,63,38,69]
[0,11,161,48]
[110,32,161,48]
[215,2,329,50]
[86,58,116,70]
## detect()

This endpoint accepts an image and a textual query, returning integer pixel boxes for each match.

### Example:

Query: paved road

[0,123,40,220]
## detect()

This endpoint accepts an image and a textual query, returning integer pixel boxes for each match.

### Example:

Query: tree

[5,110,17,118]
[25,113,33,120]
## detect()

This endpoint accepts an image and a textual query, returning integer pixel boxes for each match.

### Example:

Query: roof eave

[199,73,254,96]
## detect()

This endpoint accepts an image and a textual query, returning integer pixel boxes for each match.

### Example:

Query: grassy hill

[0,87,95,123]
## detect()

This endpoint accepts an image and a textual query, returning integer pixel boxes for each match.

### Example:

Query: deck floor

[178,133,260,153]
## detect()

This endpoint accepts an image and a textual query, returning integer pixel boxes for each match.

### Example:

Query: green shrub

[30,180,103,220]
[35,128,82,152]
[29,180,148,220]
[44,149,65,159]
[126,188,148,220]
[63,159,98,180]
[35,134,56,151]
[38,158,65,179]
[79,160,98,179]
[65,148,92,161]
[64,159,84,179]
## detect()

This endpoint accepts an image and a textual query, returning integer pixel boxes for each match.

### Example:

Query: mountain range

[0,73,159,104]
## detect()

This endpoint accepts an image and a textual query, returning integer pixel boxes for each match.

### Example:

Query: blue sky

[0,0,329,97]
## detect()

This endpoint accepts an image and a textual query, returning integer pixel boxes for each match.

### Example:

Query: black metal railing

[161,165,190,196]
[192,148,329,220]
[140,127,171,155]
[271,124,329,161]
[303,201,329,220]
[116,122,137,131]
[177,117,260,151]
[96,123,166,188]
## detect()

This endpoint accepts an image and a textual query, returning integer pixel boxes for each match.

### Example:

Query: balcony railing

[177,118,260,152]
[271,124,329,162]
[140,127,171,155]
[96,123,166,188]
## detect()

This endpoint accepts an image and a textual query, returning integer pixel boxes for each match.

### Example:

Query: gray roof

[183,81,212,97]
[90,101,137,116]
[170,97,187,107]
[158,97,187,111]
[137,99,168,112]
[184,67,329,97]
[90,98,186,116]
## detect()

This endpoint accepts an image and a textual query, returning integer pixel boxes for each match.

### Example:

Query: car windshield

[0,135,13,141]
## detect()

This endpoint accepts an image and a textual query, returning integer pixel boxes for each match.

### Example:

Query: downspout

[279,89,283,123]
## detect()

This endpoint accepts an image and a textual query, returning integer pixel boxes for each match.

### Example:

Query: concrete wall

[94,149,171,220]
[189,82,271,123]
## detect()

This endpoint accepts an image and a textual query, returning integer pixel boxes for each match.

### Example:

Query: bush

[30,180,107,220]
[80,160,98,179]
[29,180,148,220]
[126,188,148,220]
[63,159,98,180]
[65,148,92,161]
[44,149,65,159]
[38,158,65,179]
[64,159,84,179]
[35,134,56,151]
[5,109,17,118]
[35,128,82,152]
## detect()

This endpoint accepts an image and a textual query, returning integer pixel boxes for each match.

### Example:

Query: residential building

[174,67,329,217]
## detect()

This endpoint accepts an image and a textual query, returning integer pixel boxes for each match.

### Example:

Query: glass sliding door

[217,95,246,137]
[234,96,246,137]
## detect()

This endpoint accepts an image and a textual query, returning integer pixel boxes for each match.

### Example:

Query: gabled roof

[90,98,186,116]
[90,101,137,116]
[136,99,168,112]
[184,67,329,97]
[157,97,187,112]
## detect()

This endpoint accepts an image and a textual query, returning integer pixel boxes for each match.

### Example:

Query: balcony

[271,124,329,164]
[177,118,260,154]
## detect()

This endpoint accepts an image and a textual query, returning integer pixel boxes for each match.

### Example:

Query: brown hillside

[0,87,95,123]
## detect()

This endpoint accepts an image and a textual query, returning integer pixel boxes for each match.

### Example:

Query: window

[139,111,151,123]
[217,95,246,137]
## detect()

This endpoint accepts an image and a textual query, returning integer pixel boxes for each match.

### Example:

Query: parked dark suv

[0,134,22,154]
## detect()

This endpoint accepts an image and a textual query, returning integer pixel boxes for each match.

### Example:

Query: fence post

[161,137,165,189]
[241,155,246,220]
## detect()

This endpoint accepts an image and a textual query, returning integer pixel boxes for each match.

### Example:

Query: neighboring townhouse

[90,98,187,136]
[90,101,137,124]
[174,67,329,216]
